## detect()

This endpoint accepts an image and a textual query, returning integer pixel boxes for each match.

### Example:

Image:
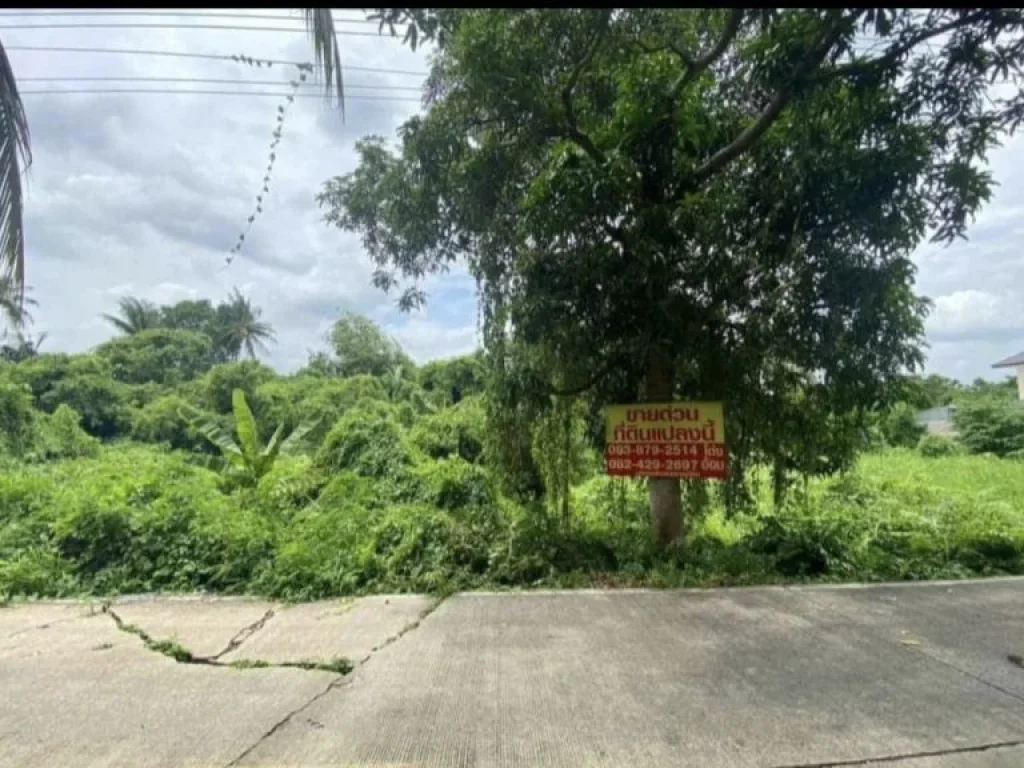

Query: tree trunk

[645,354,682,546]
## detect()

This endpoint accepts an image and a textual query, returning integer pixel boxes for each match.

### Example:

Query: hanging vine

[226,55,316,264]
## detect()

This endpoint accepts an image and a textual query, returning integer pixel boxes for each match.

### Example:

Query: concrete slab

[0,600,99,642]
[799,579,1024,701]
[239,587,1024,768]
[895,745,1024,767]
[110,596,278,659]
[0,608,338,768]
[223,594,434,664]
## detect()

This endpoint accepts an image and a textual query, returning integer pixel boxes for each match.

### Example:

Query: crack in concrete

[208,608,276,661]
[355,594,447,665]
[102,605,351,674]
[221,594,450,767]
[770,738,1024,767]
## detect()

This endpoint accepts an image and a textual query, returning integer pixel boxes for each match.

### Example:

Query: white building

[992,351,1024,401]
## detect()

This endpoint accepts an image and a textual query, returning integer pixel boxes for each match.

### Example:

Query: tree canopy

[320,8,1024,544]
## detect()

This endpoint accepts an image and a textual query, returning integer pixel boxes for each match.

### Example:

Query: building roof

[993,350,1024,368]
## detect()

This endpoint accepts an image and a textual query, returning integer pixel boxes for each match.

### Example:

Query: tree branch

[561,10,612,165]
[687,10,855,190]
[819,9,996,83]
[669,9,745,99]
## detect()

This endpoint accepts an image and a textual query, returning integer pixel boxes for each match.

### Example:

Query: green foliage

[880,402,926,448]
[95,328,213,386]
[30,405,100,461]
[315,400,414,480]
[409,396,485,463]
[319,310,414,377]
[412,457,496,512]
[39,372,128,439]
[418,353,485,405]
[199,361,277,414]
[186,389,321,488]
[129,394,211,452]
[917,434,963,458]
[0,375,34,457]
[953,396,1024,458]
[0,445,275,596]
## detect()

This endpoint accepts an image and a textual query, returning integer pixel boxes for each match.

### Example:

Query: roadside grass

[2,447,1022,600]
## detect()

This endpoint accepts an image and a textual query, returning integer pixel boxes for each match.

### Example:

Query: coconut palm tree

[215,287,276,360]
[101,295,162,335]
[0,9,347,307]
[0,272,34,333]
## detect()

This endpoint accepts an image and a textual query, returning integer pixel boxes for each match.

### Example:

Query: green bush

[880,402,925,448]
[916,434,963,458]
[199,361,277,414]
[31,405,101,461]
[0,376,35,457]
[953,396,1024,457]
[39,373,129,438]
[95,329,213,386]
[412,457,496,512]
[409,396,485,463]
[0,445,273,596]
[315,401,414,480]
[129,394,211,452]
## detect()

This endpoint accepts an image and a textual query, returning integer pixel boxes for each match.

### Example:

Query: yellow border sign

[604,401,727,479]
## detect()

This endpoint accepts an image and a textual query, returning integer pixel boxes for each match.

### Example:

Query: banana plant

[182,388,320,487]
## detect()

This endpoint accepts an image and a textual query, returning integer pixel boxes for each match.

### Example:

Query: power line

[0,22,387,36]
[0,11,385,25]
[5,44,429,76]
[18,87,423,101]
[19,76,423,91]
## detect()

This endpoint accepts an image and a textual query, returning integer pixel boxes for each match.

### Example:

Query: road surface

[2,578,1024,767]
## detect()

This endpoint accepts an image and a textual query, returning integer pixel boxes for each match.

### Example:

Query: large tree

[320,9,1024,545]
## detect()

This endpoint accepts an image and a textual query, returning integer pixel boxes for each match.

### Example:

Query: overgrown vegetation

[1,301,1023,600]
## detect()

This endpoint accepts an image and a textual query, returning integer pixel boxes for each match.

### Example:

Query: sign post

[604,402,728,479]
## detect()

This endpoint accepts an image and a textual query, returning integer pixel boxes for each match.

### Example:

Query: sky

[7,9,1024,382]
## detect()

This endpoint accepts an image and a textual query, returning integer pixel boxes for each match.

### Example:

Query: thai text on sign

[604,402,728,479]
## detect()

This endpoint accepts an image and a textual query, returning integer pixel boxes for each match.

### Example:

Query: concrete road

[2,580,1024,767]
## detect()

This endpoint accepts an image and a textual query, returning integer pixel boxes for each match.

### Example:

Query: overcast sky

[8,10,1023,382]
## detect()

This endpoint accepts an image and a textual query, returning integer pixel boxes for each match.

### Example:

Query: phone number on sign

[604,453,728,479]
[606,443,726,459]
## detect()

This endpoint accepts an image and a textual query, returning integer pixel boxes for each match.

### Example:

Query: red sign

[604,401,729,479]
[604,442,728,478]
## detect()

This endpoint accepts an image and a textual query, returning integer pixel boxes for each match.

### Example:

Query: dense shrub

[31,405,100,461]
[39,373,129,438]
[0,377,35,457]
[129,394,210,452]
[879,402,925,448]
[315,401,414,480]
[95,329,213,386]
[953,396,1024,457]
[916,434,963,458]
[199,361,277,414]
[409,396,485,463]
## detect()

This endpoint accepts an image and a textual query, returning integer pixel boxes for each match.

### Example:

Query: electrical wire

[5,44,428,76]
[0,22,387,36]
[0,11,384,25]
[18,87,423,101]
[18,76,423,91]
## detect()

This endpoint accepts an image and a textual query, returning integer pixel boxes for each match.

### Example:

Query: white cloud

[12,10,475,370]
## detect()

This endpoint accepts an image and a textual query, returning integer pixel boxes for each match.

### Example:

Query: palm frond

[303,8,345,121]
[0,41,30,304]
